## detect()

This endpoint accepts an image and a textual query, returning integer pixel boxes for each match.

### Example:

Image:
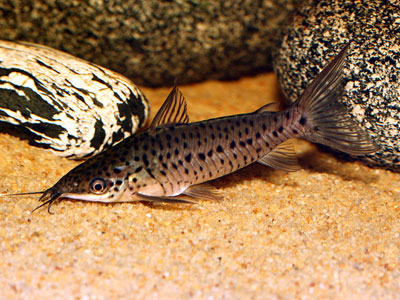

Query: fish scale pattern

[133,111,306,196]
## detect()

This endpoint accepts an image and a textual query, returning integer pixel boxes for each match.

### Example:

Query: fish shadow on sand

[298,145,380,184]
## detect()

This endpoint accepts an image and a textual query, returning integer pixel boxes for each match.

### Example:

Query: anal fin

[257,140,300,172]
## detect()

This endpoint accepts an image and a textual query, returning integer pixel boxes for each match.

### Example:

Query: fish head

[35,153,133,212]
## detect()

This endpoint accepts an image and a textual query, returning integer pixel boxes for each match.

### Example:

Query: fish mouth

[32,188,62,214]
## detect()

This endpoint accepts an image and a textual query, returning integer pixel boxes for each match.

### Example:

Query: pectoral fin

[137,193,198,204]
[183,183,223,201]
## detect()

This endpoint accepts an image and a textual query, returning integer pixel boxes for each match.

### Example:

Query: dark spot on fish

[181,132,186,139]
[265,141,270,147]
[233,153,237,159]
[166,134,172,141]
[273,131,278,137]
[198,141,202,146]
[238,131,242,138]
[217,145,223,152]
[211,133,216,140]
[220,158,224,164]
[209,171,212,177]
[183,142,188,149]
[175,149,179,156]
[113,168,121,174]
[196,132,201,138]
[278,126,283,133]
[209,124,214,129]
[293,129,298,134]
[286,112,290,119]
[262,124,266,131]
[151,149,157,156]
[106,172,111,177]
[134,166,143,173]
[223,127,228,133]
[143,144,148,151]
[167,142,172,149]
[244,156,247,162]
[230,141,236,149]
[247,139,253,145]
[143,154,149,167]
[256,148,262,153]
[299,116,307,125]
[249,120,254,127]
[190,132,194,139]
[167,152,171,159]
[207,150,213,157]
[116,180,123,185]
[172,163,178,169]
[219,133,222,139]
[158,154,163,161]
[242,119,247,124]
[122,150,129,156]
[273,116,278,122]
[178,160,183,166]
[125,161,130,166]
[230,125,234,130]
[245,127,249,135]
[132,178,137,183]
[204,137,208,143]
[114,187,119,192]
[199,153,206,160]
[146,168,155,179]
[256,132,261,139]
[199,166,203,171]
[185,153,192,163]
[120,157,126,162]
[175,137,179,143]
[185,168,189,174]
[160,170,167,176]
[199,122,206,128]
[194,170,198,175]
[313,126,319,131]
[162,163,168,169]
[240,141,246,147]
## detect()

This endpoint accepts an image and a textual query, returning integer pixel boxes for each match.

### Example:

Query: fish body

[24,45,378,211]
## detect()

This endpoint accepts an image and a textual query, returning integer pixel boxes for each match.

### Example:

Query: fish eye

[89,178,108,194]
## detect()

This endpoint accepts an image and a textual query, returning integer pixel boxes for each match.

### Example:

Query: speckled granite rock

[0,0,297,86]
[273,0,400,171]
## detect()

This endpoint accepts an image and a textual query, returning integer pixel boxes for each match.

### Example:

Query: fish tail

[296,45,378,155]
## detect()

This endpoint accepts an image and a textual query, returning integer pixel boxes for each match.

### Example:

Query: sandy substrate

[0,73,399,299]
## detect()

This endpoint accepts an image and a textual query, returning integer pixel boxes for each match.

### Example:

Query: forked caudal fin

[296,44,378,155]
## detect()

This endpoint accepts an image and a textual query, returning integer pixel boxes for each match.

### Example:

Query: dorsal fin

[150,86,189,129]
[257,140,300,172]
[253,102,280,113]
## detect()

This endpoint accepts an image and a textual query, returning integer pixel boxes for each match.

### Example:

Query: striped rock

[0,40,149,159]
